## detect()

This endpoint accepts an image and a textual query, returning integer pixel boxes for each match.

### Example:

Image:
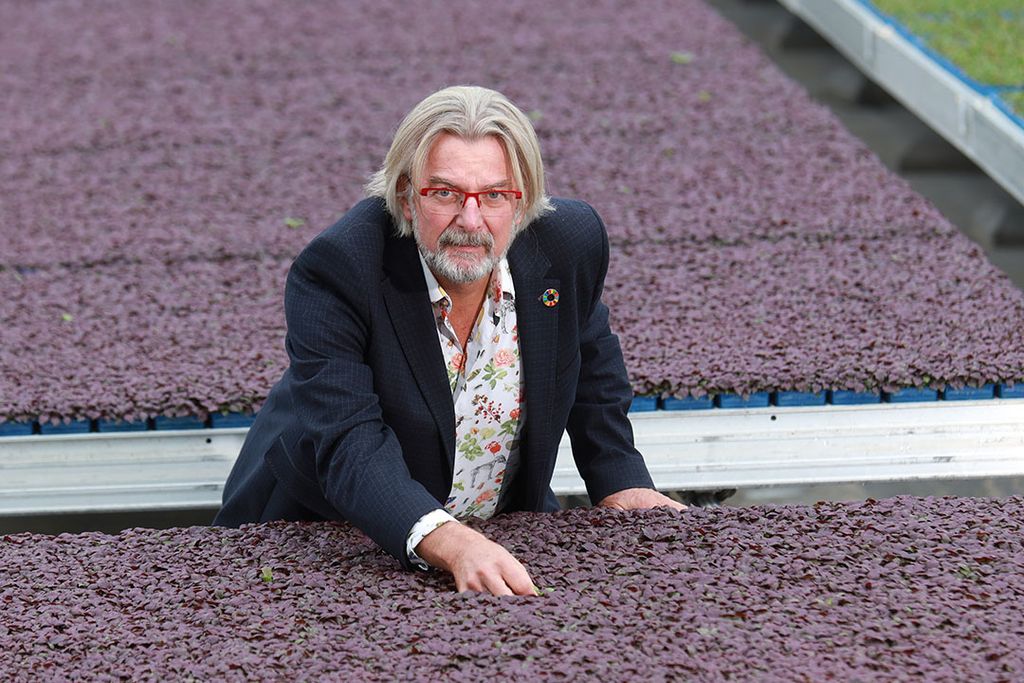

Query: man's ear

[397,177,413,221]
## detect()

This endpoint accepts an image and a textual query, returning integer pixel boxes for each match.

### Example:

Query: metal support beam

[776,0,1024,208]
[0,430,247,516]
[554,401,1024,493]
[1,401,1022,516]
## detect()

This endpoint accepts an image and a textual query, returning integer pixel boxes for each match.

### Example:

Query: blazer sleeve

[283,241,443,569]
[565,205,656,503]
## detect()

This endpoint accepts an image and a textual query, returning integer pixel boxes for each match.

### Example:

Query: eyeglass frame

[417,186,523,214]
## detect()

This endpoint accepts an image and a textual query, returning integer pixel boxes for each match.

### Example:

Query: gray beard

[412,209,510,285]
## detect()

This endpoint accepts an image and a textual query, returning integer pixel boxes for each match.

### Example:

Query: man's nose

[456,194,486,230]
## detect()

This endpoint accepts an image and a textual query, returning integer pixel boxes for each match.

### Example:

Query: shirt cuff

[406,509,458,571]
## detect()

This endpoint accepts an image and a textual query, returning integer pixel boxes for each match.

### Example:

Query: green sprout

[957,564,978,580]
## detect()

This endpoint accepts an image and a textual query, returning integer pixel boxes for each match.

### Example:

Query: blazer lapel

[381,235,456,475]
[508,230,560,507]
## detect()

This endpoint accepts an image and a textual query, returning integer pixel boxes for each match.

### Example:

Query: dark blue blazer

[214,197,654,568]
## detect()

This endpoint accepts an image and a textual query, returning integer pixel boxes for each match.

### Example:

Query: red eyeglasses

[418,187,522,217]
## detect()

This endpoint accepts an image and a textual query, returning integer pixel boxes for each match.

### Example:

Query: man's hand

[598,487,687,512]
[415,521,536,597]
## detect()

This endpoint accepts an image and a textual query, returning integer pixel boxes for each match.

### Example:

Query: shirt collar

[417,253,516,306]
[418,252,448,305]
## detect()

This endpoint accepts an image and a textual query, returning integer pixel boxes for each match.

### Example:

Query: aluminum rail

[776,0,1024,208]
[1,400,1022,515]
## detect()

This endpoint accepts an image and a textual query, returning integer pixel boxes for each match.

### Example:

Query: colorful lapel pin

[540,288,559,307]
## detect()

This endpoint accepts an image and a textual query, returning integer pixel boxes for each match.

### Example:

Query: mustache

[437,228,494,250]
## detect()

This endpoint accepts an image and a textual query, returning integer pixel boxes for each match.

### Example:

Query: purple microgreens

[1,498,1023,678]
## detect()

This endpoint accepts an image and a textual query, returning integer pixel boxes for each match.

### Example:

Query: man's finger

[506,573,537,596]
[481,572,515,597]
[458,574,490,594]
[499,560,537,597]
[657,492,689,510]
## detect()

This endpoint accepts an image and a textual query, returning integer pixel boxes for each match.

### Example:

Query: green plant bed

[871,0,1024,86]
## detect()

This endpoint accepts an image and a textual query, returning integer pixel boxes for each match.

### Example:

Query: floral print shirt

[405,254,526,569]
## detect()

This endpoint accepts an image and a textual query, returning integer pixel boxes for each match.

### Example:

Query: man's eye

[431,189,453,198]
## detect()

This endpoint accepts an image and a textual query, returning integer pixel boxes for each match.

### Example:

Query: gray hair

[365,85,554,236]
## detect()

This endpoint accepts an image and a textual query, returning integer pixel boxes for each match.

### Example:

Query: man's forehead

[420,133,511,181]
[427,174,513,189]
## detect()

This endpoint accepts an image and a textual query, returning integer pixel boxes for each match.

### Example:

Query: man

[215,85,684,596]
